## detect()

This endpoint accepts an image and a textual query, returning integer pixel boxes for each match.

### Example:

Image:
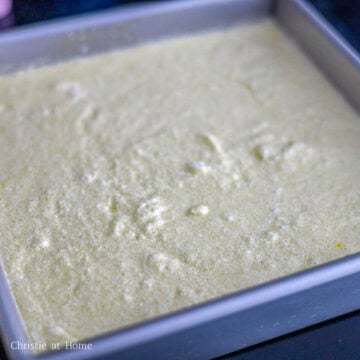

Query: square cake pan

[0,0,359,359]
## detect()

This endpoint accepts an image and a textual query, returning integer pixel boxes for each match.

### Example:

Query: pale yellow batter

[0,20,359,350]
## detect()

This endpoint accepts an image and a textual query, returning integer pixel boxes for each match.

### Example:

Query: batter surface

[0,20,359,349]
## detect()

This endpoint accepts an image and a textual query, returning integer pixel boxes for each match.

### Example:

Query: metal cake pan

[0,0,359,359]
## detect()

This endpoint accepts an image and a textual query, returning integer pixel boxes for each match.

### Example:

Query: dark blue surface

[0,1,359,359]
[11,0,173,25]
[309,0,360,52]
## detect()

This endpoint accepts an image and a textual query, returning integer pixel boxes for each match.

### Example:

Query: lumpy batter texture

[0,20,359,348]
